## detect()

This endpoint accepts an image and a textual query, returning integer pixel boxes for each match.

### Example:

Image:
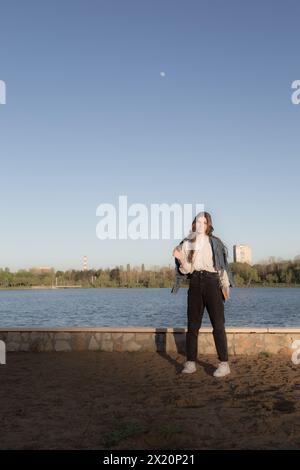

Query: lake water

[0,287,300,328]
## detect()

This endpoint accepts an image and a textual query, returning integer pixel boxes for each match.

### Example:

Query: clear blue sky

[1,0,300,271]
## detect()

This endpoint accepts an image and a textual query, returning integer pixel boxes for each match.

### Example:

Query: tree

[110,267,121,285]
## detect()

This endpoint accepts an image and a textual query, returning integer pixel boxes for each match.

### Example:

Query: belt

[192,270,218,276]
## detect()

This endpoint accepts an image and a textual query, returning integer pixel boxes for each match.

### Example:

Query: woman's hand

[221,286,230,301]
[172,247,183,262]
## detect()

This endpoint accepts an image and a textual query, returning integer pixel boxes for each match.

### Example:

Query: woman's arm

[218,269,231,300]
[178,260,192,275]
[219,269,230,288]
[221,242,234,287]
[173,241,192,274]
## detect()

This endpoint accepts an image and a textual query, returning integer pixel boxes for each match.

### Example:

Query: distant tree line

[0,266,175,288]
[231,257,300,287]
[1,257,300,288]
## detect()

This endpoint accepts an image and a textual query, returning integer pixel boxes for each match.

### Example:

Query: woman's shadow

[154,328,215,376]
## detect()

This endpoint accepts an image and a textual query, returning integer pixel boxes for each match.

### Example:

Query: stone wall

[1,327,300,355]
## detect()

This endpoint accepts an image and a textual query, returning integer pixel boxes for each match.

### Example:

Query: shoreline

[1,284,300,291]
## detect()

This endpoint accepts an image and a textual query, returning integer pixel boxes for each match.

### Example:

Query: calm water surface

[0,287,300,327]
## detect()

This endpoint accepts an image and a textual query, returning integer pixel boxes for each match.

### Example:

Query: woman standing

[172,211,233,377]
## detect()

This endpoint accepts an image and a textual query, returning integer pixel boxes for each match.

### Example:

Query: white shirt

[178,235,216,273]
[178,235,230,288]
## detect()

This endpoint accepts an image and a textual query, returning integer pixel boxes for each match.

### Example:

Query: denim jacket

[171,234,235,294]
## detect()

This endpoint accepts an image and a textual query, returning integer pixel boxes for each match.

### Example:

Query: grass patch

[157,423,184,438]
[102,421,146,448]
[258,351,272,358]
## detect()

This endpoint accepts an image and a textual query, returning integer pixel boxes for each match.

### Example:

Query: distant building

[29,267,54,274]
[233,244,252,264]
[83,256,88,271]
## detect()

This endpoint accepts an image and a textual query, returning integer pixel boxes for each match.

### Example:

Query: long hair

[180,211,228,263]
[184,211,212,263]
[184,211,227,264]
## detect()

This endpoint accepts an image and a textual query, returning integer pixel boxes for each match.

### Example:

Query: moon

[160,72,166,77]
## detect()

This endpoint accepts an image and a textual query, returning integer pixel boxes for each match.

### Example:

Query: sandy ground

[0,351,300,450]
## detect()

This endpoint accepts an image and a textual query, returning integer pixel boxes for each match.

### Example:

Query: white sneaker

[213,361,230,377]
[181,361,196,374]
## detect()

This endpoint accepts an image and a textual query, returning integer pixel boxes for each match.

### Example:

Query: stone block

[54,340,71,351]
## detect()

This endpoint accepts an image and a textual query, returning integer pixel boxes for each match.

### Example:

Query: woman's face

[195,215,208,234]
